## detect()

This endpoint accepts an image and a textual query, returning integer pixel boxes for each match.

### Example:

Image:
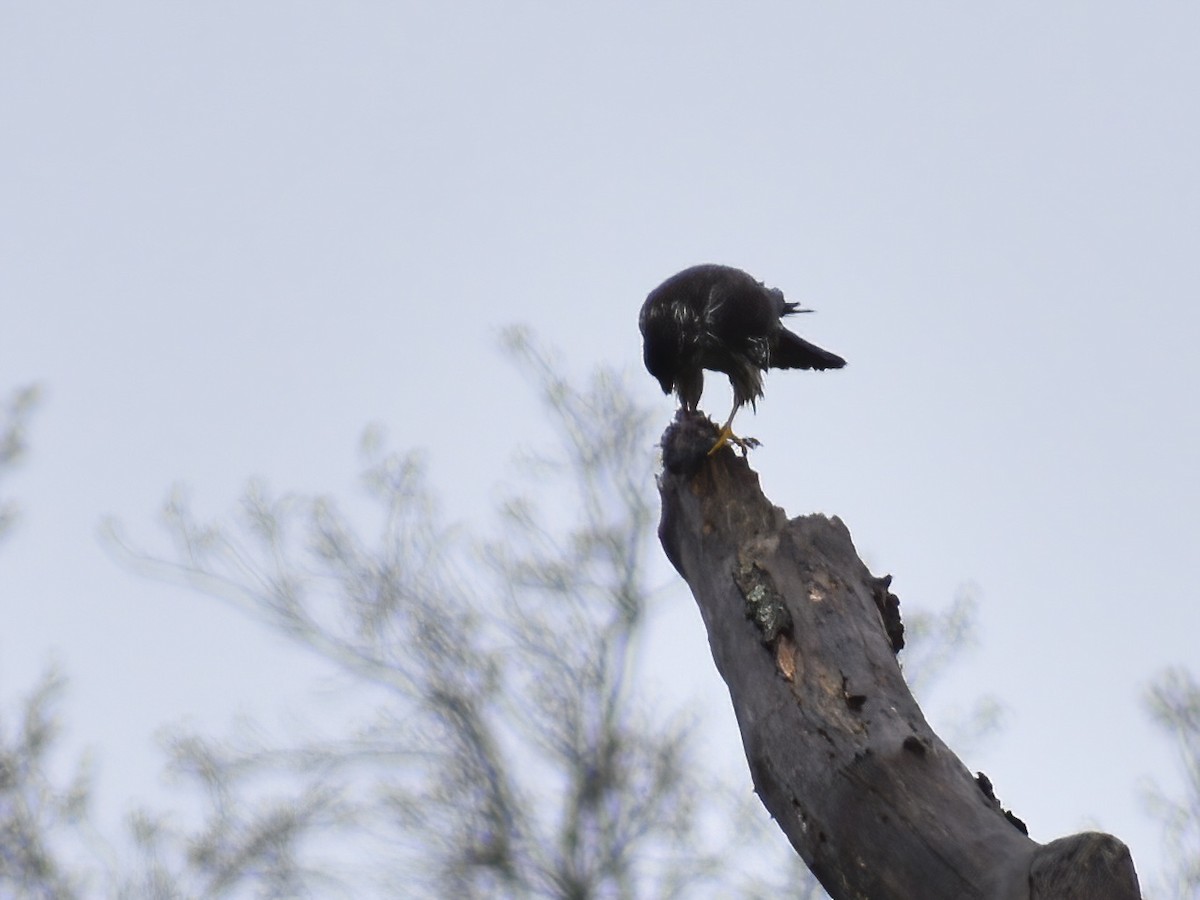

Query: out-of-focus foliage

[1143,666,1200,900]
[0,385,40,544]
[104,332,804,898]
[0,669,91,900]
[0,386,93,899]
[901,584,1005,751]
[1,355,1022,899]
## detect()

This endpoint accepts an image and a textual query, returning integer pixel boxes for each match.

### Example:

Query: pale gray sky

[3,2,1198,889]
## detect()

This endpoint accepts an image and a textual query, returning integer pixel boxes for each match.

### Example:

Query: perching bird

[639,264,845,453]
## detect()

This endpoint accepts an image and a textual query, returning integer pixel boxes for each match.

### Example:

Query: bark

[655,412,1140,900]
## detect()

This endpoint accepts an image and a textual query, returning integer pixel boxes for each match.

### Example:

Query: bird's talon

[707,425,732,456]
[708,426,759,456]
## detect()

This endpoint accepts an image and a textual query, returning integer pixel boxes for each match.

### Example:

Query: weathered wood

[1030,833,1142,900]
[656,412,1140,900]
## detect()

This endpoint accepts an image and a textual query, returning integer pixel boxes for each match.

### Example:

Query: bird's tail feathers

[780,301,813,317]
[773,328,846,370]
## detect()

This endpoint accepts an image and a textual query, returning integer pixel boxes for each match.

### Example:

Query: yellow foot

[707,424,761,456]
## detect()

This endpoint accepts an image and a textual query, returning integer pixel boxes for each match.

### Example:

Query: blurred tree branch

[0,386,94,898]
[903,584,1005,751]
[0,669,91,898]
[104,332,790,897]
[1142,666,1200,899]
[0,385,40,544]
[0,350,1029,898]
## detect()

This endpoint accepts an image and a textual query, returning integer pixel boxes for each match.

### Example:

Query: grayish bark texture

[655,412,1141,900]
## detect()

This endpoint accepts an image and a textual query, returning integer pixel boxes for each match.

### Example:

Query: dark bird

[639,264,845,453]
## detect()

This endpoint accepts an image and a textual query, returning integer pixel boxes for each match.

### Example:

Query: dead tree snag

[656,412,1140,900]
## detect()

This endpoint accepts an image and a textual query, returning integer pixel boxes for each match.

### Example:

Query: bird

[639,264,845,454]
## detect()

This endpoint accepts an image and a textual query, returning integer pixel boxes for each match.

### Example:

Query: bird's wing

[704,276,778,347]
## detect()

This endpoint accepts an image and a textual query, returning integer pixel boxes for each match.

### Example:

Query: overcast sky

[3,2,1198,889]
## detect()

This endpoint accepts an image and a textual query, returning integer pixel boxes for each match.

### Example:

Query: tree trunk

[655,412,1141,900]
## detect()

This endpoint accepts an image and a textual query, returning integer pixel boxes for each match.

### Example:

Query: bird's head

[642,336,677,395]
